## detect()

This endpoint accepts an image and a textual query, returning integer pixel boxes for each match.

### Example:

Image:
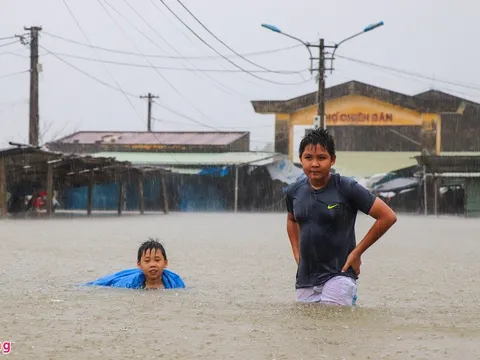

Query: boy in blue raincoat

[85,239,186,290]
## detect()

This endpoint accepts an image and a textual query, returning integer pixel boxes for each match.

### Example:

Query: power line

[41,31,302,60]
[0,36,16,41]
[119,0,282,99]
[39,45,137,97]
[105,0,245,109]
[0,40,20,48]
[60,0,144,123]
[40,45,220,135]
[100,0,225,127]
[42,49,306,73]
[152,100,218,130]
[175,0,290,74]
[0,70,29,79]
[157,0,310,86]
[337,54,480,93]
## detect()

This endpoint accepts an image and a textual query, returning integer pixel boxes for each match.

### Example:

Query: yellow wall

[290,95,435,127]
[273,95,442,160]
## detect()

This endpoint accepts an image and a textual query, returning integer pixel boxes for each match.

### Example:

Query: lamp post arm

[329,31,365,73]
[277,32,315,73]
[329,21,384,73]
[261,24,314,73]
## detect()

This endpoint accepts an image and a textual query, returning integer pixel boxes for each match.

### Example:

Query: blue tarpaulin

[83,268,186,289]
[198,167,229,177]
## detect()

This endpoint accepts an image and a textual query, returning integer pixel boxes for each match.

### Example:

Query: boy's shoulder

[331,173,369,197]
[332,173,362,188]
[286,176,309,196]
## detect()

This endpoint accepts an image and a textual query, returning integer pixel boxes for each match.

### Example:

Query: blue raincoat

[84,268,186,289]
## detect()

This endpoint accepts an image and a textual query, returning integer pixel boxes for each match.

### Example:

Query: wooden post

[87,175,94,216]
[138,172,145,215]
[423,165,428,216]
[234,165,239,213]
[117,181,124,216]
[46,164,53,216]
[0,156,7,218]
[161,173,169,214]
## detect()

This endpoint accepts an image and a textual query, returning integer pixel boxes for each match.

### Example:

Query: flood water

[1,213,479,359]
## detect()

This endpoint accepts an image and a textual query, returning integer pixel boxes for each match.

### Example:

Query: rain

[1,0,480,359]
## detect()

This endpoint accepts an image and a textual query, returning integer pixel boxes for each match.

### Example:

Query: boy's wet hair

[137,238,167,262]
[298,128,336,158]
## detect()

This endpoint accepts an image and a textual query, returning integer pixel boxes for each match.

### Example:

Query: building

[46,130,295,213]
[251,80,480,177]
[47,131,250,154]
[415,154,480,217]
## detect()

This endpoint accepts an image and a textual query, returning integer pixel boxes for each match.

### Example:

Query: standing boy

[286,129,397,306]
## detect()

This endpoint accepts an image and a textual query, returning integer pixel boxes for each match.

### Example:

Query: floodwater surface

[1,213,479,359]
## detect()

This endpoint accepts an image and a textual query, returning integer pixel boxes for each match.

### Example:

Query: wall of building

[274,95,444,158]
[59,166,286,213]
[441,106,480,152]
[465,178,480,217]
[325,126,422,151]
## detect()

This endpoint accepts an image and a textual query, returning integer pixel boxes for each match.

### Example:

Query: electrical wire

[337,54,480,93]
[0,40,20,48]
[41,50,306,73]
[0,70,30,79]
[157,0,311,86]
[175,0,292,75]
[107,0,248,106]
[100,0,226,126]
[41,31,302,60]
[60,0,144,123]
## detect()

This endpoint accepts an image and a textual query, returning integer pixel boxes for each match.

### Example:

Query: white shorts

[296,276,358,306]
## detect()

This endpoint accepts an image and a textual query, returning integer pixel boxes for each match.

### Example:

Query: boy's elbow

[385,209,397,226]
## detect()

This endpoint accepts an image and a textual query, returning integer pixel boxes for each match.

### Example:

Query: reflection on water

[1,213,479,359]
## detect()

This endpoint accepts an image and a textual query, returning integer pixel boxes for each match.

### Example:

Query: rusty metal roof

[53,131,249,146]
[251,80,478,114]
[91,151,283,166]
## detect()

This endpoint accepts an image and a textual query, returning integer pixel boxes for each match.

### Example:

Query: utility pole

[24,26,42,147]
[140,93,159,132]
[262,22,384,132]
[311,38,334,130]
[316,39,328,130]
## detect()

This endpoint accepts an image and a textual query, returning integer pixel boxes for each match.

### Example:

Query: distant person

[85,239,186,290]
[285,129,397,306]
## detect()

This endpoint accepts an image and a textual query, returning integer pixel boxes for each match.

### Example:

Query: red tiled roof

[54,131,248,146]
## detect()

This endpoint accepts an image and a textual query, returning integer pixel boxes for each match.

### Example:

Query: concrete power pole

[140,93,159,132]
[24,26,42,147]
[315,38,326,130]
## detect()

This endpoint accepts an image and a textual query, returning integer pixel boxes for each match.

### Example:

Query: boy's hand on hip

[342,252,361,275]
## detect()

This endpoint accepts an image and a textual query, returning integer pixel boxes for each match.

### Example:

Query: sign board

[291,95,427,127]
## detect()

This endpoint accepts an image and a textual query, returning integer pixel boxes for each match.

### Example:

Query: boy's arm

[341,180,397,274]
[285,187,300,265]
[350,197,396,257]
[286,212,300,265]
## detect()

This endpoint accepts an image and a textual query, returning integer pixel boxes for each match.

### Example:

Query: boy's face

[137,248,168,281]
[300,144,336,184]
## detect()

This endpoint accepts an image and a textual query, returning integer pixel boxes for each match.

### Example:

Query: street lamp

[261,21,384,130]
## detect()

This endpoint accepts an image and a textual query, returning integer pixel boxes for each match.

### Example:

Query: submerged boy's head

[298,128,336,185]
[137,238,168,282]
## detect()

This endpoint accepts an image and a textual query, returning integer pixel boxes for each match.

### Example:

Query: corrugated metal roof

[55,131,248,146]
[328,151,480,178]
[435,172,480,178]
[91,152,282,166]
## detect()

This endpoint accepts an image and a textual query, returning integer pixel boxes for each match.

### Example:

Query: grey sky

[1,0,478,153]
